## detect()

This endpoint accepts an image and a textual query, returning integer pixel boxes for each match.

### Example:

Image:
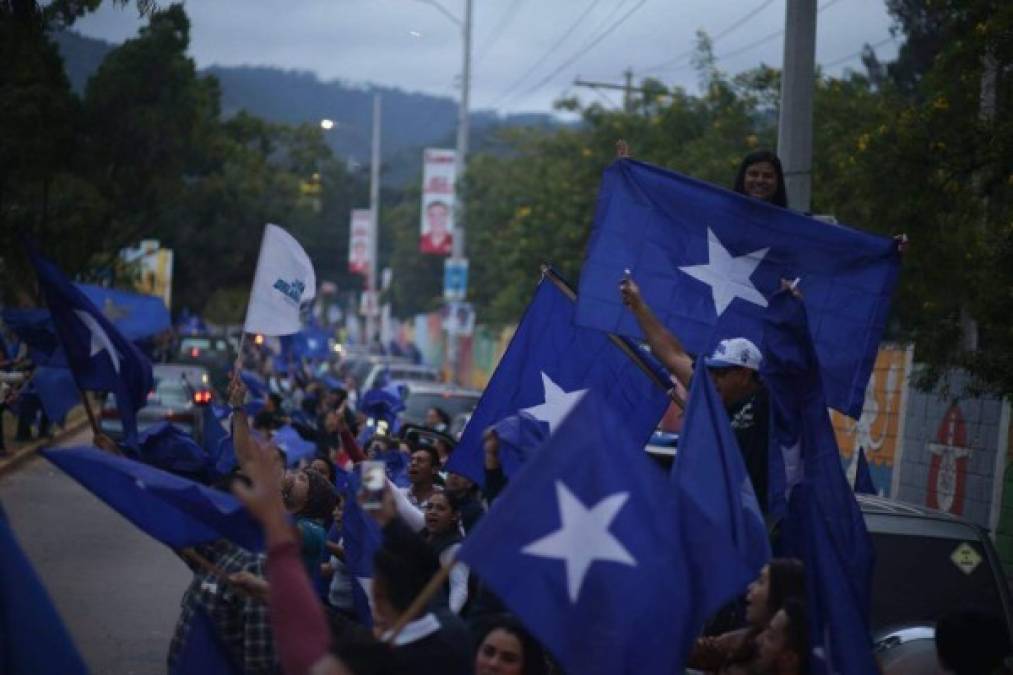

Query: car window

[404,392,480,422]
[868,530,1007,632]
[389,368,438,382]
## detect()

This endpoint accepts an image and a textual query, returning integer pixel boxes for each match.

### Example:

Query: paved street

[0,429,192,675]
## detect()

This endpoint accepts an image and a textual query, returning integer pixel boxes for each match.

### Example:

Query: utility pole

[366,92,381,347]
[623,68,634,112]
[445,0,472,384]
[452,0,472,261]
[574,70,660,111]
[776,0,817,212]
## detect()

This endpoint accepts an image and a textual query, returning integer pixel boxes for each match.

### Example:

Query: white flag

[244,224,316,336]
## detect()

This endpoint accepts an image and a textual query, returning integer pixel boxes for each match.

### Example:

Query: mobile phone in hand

[360,461,386,511]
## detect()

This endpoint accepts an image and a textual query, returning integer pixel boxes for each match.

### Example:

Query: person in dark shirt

[619,276,770,512]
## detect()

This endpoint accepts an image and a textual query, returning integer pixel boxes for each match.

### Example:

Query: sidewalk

[0,406,91,478]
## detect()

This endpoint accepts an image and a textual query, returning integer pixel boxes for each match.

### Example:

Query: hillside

[52,31,562,182]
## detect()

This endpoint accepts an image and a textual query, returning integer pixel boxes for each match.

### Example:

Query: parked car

[362,362,441,391]
[177,334,235,391]
[100,363,215,444]
[400,382,482,429]
[860,494,1013,673]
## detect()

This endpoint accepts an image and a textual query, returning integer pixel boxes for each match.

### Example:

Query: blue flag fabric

[239,370,268,400]
[274,425,317,467]
[340,470,382,626]
[31,367,79,426]
[377,448,410,488]
[789,483,879,675]
[0,506,88,675]
[854,447,876,495]
[446,278,670,485]
[673,359,770,618]
[281,327,330,361]
[761,291,875,622]
[77,284,171,341]
[43,446,262,551]
[1,308,62,364]
[202,404,230,463]
[490,412,549,472]
[28,249,153,445]
[169,606,240,675]
[456,393,695,675]
[138,422,212,482]
[575,159,901,418]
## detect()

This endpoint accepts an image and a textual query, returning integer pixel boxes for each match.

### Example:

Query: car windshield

[868,530,1007,632]
[404,391,480,423]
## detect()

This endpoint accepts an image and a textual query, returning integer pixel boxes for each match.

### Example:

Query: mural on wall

[926,403,971,515]
[832,345,913,497]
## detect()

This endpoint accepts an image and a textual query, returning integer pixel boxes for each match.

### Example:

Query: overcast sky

[73,0,900,115]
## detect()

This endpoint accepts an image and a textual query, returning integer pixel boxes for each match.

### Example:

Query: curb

[0,411,91,479]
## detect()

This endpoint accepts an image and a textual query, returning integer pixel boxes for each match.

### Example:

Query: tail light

[100,409,120,420]
[190,347,200,357]
[193,390,213,406]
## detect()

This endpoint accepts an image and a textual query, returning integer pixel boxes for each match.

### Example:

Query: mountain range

[53,30,561,185]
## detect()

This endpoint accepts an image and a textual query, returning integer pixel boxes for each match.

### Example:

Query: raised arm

[227,372,256,470]
[619,276,693,389]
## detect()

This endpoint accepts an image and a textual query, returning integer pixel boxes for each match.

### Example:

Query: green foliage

[0,2,367,315]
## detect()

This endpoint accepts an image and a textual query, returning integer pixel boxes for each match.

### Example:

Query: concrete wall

[893,369,1009,533]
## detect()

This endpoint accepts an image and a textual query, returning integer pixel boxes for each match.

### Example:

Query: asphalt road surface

[0,429,192,674]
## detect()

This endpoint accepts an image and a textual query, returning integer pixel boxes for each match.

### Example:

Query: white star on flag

[678,227,769,316]
[74,309,121,373]
[521,372,588,435]
[522,481,636,602]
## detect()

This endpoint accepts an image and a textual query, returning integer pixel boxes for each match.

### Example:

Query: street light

[320,118,335,130]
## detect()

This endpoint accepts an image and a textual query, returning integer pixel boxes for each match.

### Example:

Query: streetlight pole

[776,0,817,212]
[452,0,472,261]
[366,93,382,348]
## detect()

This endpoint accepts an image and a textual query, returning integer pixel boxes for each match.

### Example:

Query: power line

[488,0,609,106]
[515,0,649,100]
[649,0,849,75]
[475,0,528,64]
[820,35,894,69]
[641,0,776,74]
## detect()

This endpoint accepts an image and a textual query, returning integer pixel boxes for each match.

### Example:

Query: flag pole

[235,225,271,374]
[384,561,455,644]
[75,385,100,436]
[539,264,685,409]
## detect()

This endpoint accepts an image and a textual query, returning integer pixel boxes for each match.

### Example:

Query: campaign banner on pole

[420,148,456,256]
[348,209,371,276]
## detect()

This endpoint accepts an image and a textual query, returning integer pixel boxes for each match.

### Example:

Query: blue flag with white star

[445,278,670,485]
[28,248,153,445]
[43,446,262,551]
[457,392,695,675]
[673,358,769,619]
[762,291,874,625]
[574,159,901,418]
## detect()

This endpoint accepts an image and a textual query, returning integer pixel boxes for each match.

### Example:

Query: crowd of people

[5,147,1006,674]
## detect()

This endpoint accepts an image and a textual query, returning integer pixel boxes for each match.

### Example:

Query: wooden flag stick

[76,386,100,436]
[383,562,455,644]
[540,264,685,409]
